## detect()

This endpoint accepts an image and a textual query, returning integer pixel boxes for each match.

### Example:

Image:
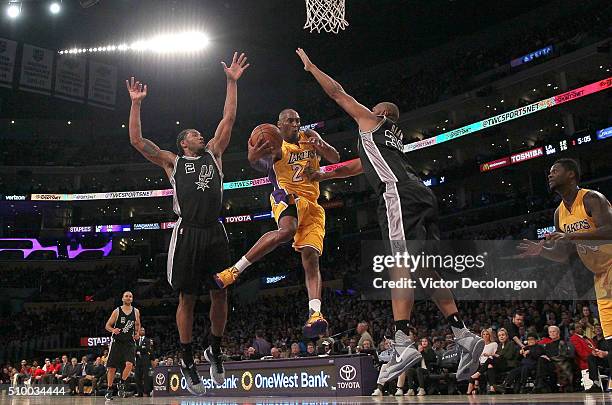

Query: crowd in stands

[2,292,609,395]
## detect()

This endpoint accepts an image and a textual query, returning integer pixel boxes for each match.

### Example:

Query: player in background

[519,158,612,392]
[104,291,140,400]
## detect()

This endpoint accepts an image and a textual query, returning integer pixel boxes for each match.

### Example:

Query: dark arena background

[0,0,611,404]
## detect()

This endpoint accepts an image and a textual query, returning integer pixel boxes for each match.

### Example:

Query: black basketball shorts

[166,218,231,295]
[377,179,440,254]
[107,339,136,369]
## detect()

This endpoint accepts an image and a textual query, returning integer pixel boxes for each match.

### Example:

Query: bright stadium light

[58,31,210,55]
[7,2,21,19]
[49,1,61,14]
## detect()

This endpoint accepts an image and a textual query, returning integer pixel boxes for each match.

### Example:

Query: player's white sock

[235,256,251,273]
[309,299,321,313]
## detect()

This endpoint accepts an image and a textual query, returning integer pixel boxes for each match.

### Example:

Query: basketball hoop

[304,0,348,34]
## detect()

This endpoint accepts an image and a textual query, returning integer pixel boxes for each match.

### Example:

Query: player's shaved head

[279,109,298,121]
[373,102,400,122]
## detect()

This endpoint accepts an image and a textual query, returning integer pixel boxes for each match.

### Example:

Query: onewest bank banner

[153,355,377,397]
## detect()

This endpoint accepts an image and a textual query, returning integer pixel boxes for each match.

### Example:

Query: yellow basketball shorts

[270,194,325,255]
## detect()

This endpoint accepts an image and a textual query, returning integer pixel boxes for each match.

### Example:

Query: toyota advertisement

[152,355,377,397]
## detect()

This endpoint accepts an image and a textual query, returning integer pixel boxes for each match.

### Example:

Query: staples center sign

[80,337,112,347]
[480,147,543,172]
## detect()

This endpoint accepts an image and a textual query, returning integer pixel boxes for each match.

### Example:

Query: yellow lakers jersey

[272,131,320,202]
[558,188,612,298]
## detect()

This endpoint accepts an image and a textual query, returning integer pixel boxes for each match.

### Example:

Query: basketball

[249,123,283,150]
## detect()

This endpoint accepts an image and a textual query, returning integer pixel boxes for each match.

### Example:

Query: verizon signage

[480,147,543,172]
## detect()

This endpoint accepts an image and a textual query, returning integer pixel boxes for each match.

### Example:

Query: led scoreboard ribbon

[404,77,612,152]
[26,78,611,202]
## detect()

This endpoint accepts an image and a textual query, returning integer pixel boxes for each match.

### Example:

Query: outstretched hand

[126,77,147,102]
[304,165,323,182]
[248,137,273,161]
[222,52,250,81]
[296,48,315,71]
[516,239,544,258]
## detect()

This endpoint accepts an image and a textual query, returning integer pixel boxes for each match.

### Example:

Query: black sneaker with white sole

[179,358,206,396]
[204,346,225,386]
[104,391,113,401]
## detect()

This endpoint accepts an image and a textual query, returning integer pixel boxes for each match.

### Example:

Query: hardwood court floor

[3,393,612,405]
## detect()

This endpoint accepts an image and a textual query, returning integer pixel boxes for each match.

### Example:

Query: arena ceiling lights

[58,31,210,55]
[6,1,21,18]
[5,1,62,18]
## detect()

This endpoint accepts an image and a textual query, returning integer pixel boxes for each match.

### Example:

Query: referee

[104,291,141,400]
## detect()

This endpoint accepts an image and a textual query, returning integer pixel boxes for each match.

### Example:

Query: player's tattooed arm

[296,48,380,133]
[126,77,176,173]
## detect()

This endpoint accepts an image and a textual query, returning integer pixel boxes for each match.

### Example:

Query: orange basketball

[249,123,283,150]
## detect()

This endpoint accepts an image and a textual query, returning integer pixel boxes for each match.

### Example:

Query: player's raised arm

[126,77,176,175]
[305,158,363,182]
[207,52,250,159]
[300,129,340,163]
[296,48,379,132]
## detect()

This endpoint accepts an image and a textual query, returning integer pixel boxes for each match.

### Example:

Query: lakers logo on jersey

[272,131,321,202]
[563,219,591,233]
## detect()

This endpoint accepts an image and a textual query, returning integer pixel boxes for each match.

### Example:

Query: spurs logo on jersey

[195,165,214,191]
[121,320,135,334]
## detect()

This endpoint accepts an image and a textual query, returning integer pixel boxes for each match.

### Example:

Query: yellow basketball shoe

[303,311,329,338]
[214,266,240,289]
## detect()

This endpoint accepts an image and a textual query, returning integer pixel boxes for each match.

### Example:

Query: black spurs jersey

[357,117,421,196]
[170,150,223,226]
[112,306,136,343]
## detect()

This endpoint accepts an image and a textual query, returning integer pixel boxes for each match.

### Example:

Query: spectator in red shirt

[570,323,595,371]
[42,358,57,384]
[32,365,45,385]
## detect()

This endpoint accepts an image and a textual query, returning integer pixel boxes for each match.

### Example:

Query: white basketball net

[304,0,348,34]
